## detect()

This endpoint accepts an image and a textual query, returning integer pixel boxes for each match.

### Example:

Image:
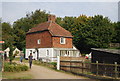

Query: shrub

[49,62,57,68]
[49,62,57,66]
[20,65,28,71]
[4,62,28,72]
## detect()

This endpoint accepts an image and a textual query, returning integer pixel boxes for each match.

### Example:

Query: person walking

[20,53,23,63]
[28,53,33,69]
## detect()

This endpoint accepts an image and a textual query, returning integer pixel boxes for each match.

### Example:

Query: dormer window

[60,37,65,44]
[37,39,41,44]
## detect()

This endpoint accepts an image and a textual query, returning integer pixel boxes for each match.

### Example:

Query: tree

[88,15,114,48]
[2,9,118,53]
[113,22,120,43]
[2,22,15,50]
[72,15,92,52]
[56,15,115,53]
[13,28,26,50]
[12,9,49,50]
[9,44,15,64]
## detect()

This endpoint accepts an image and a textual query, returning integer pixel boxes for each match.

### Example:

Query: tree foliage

[12,9,49,50]
[56,15,116,53]
[9,45,15,64]
[2,22,15,49]
[2,9,120,53]
[112,22,120,43]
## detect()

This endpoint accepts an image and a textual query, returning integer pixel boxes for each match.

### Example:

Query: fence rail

[38,57,57,62]
[59,57,120,79]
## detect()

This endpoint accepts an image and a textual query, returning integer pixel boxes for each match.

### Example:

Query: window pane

[60,37,65,44]
[37,39,40,44]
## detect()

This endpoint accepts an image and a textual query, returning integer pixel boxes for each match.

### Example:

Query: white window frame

[60,37,66,44]
[37,39,41,44]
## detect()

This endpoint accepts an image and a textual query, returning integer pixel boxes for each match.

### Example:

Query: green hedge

[4,62,28,72]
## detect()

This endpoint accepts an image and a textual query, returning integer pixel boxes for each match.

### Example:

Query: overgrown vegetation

[4,62,28,72]
[1,9,120,53]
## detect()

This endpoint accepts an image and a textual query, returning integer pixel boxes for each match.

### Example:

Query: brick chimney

[48,15,56,22]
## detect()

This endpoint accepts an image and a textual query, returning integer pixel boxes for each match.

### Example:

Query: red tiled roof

[27,21,73,37]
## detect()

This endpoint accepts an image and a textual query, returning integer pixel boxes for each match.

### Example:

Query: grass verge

[2,71,33,79]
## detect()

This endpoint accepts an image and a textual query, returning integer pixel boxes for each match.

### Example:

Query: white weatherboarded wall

[26,48,80,62]
[26,48,54,61]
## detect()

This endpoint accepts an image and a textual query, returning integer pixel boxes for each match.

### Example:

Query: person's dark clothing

[29,61,32,69]
[4,53,7,61]
[28,55,33,69]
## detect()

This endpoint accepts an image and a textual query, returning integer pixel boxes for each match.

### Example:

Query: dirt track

[11,61,97,80]
[29,64,83,79]
[27,64,95,80]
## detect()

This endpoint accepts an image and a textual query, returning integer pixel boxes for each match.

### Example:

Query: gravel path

[26,64,95,80]
[29,64,84,79]
[14,61,96,80]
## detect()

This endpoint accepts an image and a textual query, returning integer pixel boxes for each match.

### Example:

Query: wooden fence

[59,57,120,79]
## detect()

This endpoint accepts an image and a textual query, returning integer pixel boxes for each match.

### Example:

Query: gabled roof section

[27,15,73,38]
[48,22,73,37]
[91,48,120,55]
[27,22,50,33]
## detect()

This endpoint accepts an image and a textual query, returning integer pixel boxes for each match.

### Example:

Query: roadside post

[57,56,60,70]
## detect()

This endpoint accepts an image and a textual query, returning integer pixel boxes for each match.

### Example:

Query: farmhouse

[26,15,80,62]
[91,48,120,64]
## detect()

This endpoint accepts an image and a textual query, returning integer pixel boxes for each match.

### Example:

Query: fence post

[82,62,84,74]
[115,62,118,79]
[96,61,98,76]
[57,56,60,70]
[70,57,71,72]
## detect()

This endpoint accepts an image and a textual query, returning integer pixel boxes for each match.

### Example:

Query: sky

[1,0,120,24]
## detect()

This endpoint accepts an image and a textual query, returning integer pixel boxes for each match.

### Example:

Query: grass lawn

[2,71,33,79]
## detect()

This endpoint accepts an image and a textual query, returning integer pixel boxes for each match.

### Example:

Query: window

[37,39,41,44]
[30,50,32,54]
[60,37,66,44]
[47,50,49,56]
